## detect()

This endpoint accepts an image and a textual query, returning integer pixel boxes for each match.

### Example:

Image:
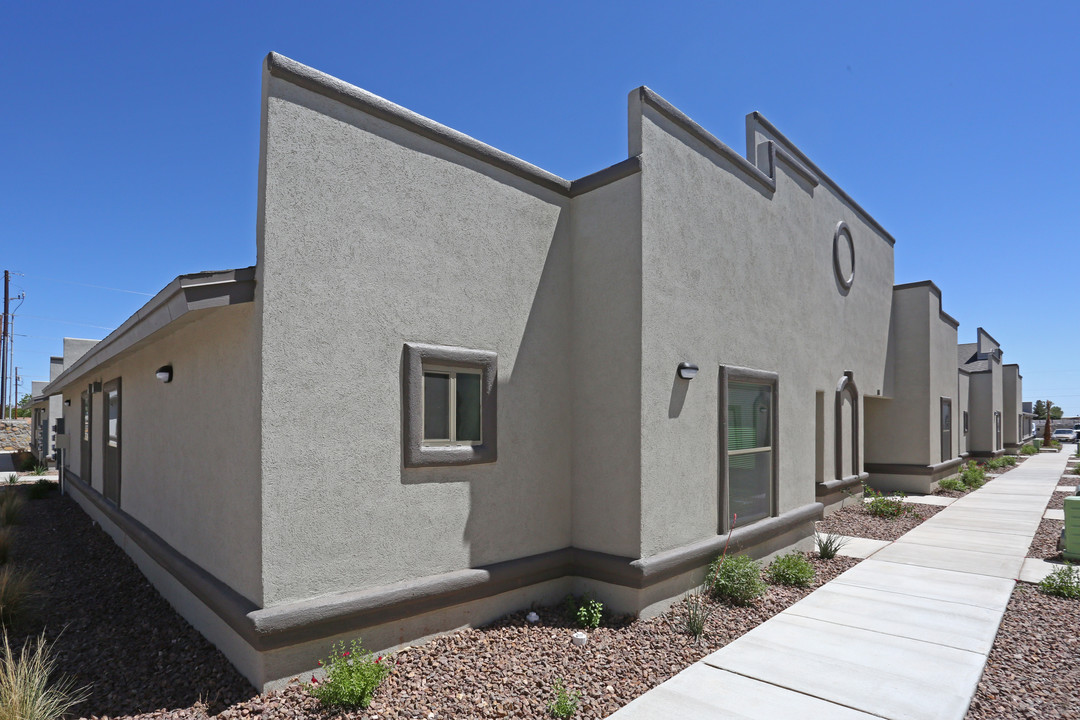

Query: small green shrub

[766,552,815,587]
[0,567,34,626]
[3,476,14,487]
[959,461,986,490]
[564,594,603,629]
[1001,455,1018,467]
[18,460,35,473]
[307,639,392,709]
[707,554,766,605]
[1038,564,1080,599]
[547,678,580,718]
[27,481,53,501]
[682,587,713,640]
[29,465,46,478]
[1020,444,1037,456]
[863,486,908,518]
[0,495,23,527]
[0,631,89,720]
[815,532,849,560]
[938,477,967,492]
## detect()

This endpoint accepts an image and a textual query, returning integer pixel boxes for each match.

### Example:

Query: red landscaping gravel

[13,484,864,720]
[815,501,943,541]
[1028,518,1065,560]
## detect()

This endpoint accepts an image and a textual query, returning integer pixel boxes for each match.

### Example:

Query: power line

[13,314,115,331]
[16,274,154,297]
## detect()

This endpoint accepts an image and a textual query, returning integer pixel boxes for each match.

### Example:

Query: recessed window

[720,365,778,532]
[422,367,482,445]
[403,343,497,467]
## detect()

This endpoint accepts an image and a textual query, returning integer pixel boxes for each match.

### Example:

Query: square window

[403,343,497,467]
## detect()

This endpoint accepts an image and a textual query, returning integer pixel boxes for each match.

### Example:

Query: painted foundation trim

[817,472,868,495]
[62,470,819,654]
[865,457,966,478]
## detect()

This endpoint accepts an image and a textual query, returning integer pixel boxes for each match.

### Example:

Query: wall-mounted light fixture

[91,381,101,394]
[63,399,71,407]
[677,362,699,380]
[155,365,173,383]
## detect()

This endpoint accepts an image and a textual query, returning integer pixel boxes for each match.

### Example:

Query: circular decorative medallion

[833,221,854,291]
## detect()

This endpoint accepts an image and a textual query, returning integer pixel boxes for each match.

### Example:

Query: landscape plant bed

[1028,517,1065,560]
[966,583,1080,719]
[1048,490,1070,511]
[15,489,863,719]
[815,501,944,541]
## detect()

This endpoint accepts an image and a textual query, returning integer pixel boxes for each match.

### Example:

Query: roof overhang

[43,267,255,395]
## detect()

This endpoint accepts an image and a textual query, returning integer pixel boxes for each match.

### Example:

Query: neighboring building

[29,339,97,465]
[41,53,1025,689]
[863,281,963,493]
[959,328,1005,457]
[1001,364,1033,451]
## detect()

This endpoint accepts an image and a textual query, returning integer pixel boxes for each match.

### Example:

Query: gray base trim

[967,449,1006,459]
[66,471,818,653]
[865,457,966,478]
[817,472,868,495]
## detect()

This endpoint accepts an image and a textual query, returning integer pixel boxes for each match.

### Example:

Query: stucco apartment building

[29,338,97,466]
[42,53,1025,689]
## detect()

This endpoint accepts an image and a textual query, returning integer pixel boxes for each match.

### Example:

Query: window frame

[403,342,497,468]
[719,365,779,534]
[421,364,483,446]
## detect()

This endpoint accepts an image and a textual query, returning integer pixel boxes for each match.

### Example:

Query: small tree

[1034,400,1046,419]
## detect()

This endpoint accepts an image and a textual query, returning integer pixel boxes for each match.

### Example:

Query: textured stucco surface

[61,304,262,603]
[257,75,574,606]
[1002,365,1023,447]
[633,99,893,558]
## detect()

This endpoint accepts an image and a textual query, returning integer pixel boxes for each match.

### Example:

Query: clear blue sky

[2,1,1078,412]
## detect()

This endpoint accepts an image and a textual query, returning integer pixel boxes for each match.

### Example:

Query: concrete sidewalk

[607,450,1070,720]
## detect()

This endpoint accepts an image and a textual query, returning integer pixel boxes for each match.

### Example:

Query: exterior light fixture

[63,399,71,407]
[677,362,699,380]
[156,365,173,383]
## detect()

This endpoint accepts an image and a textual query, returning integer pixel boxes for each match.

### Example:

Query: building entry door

[940,398,952,463]
[102,379,121,505]
[80,391,91,486]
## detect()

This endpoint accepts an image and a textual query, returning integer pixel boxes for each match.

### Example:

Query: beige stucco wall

[968,362,1003,454]
[1002,365,1023,447]
[632,100,893,558]
[569,175,643,559]
[60,304,262,603]
[958,371,970,456]
[927,294,961,464]
[257,74,574,606]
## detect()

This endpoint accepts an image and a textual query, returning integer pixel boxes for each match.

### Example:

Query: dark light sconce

[63,399,71,407]
[156,365,173,383]
[677,362,699,380]
[91,381,101,393]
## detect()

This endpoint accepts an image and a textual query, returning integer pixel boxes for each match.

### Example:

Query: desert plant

[959,461,986,490]
[3,476,13,487]
[0,631,89,720]
[547,678,580,718]
[27,481,53,501]
[1072,466,1080,476]
[938,476,967,492]
[18,460,35,473]
[0,495,24,527]
[29,465,46,478]
[815,532,849,560]
[1038,564,1080,599]
[564,594,603,630]
[1020,443,1037,456]
[307,639,392,709]
[766,552,815,587]
[681,587,713,640]
[0,567,34,626]
[1001,455,1018,466]
[707,554,766,605]
[863,486,908,518]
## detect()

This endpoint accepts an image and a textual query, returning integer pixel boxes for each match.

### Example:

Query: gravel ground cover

[1028,518,1065,560]
[1048,490,1070,511]
[815,501,944,541]
[13,486,864,720]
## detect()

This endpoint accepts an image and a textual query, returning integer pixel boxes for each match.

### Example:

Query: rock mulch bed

[1028,518,1065,561]
[1048,490,1071,511]
[8,485,255,718]
[14,487,862,720]
[816,501,944,541]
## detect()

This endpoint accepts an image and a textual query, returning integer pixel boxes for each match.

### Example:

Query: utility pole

[13,368,18,418]
[1,270,8,420]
